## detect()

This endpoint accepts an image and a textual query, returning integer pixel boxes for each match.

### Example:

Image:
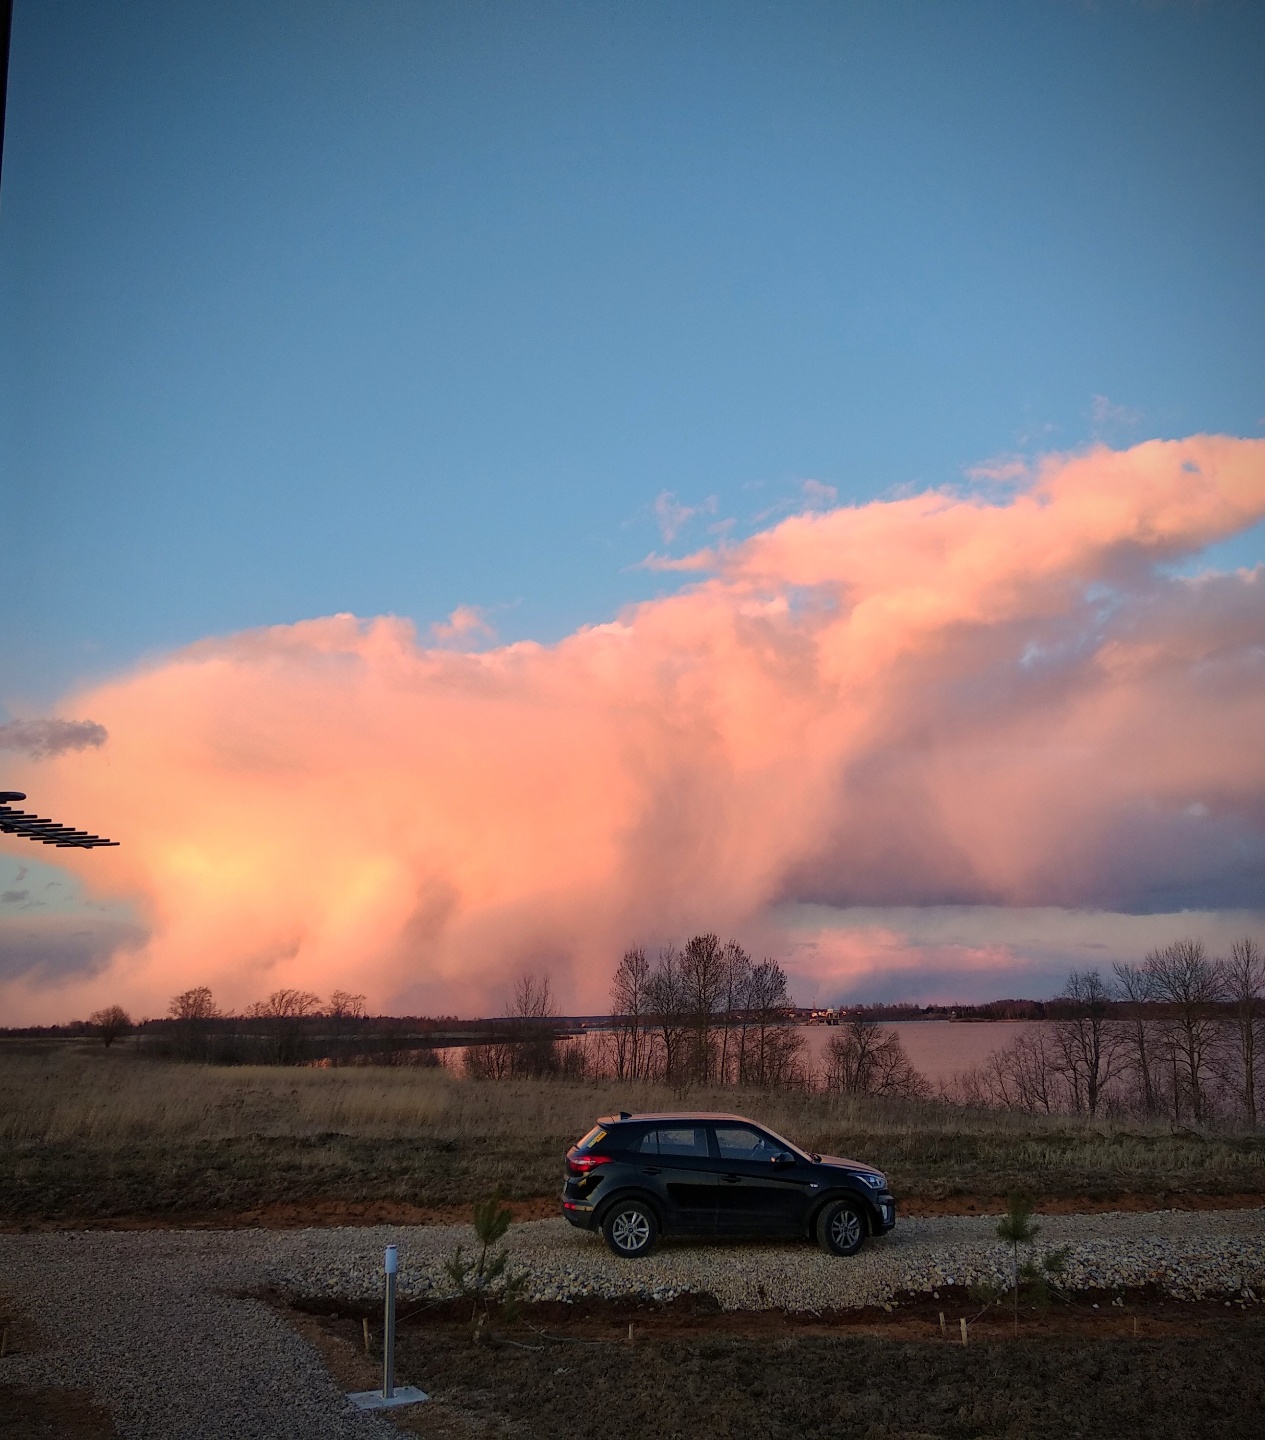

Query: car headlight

[857,1171,886,1190]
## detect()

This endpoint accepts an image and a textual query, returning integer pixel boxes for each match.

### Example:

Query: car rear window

[574,1125,607,1151]
[636,1126,708,1158]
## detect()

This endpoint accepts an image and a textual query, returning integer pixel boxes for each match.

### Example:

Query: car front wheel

[816,1199,866,1256]
[602,1199,659,1258]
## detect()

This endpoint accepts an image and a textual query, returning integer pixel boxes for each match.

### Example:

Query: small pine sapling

[996,1192,1040,1332]
[1017,1246,1070,1311]
[444,1195,527,1332]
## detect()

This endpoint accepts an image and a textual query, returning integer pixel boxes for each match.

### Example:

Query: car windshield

[750,1123,812,1161]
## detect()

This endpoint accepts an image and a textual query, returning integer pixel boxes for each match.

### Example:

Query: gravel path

[2,1210,1263,1438]
[267,1207,1265,1312]
[0,1229,399,1440]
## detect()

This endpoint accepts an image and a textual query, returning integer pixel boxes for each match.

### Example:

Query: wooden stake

[362,1318,370,1354]
[960,1317,968,1347]
[1,1324,9,1358]
[939,1311,946,1338]
[628,1322,634,1344]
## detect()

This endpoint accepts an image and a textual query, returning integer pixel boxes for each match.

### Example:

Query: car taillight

[567,1154,612,1175]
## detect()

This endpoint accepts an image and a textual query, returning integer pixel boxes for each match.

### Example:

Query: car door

[634,1125,718,1235]
[709,1124,812,1237]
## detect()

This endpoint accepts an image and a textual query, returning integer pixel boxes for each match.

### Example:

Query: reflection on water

[798,1019,1040,1085]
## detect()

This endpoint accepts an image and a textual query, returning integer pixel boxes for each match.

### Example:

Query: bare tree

[1111,960,1161,1116]
[609,948,652,1082]
[1006,1029,1064,1114]
[740,958,804,1088]
[680,933,727,1082]
[646,944,690,1084]
[463,1038,513,1080]
[169,986,218,1022]
[249,987,323,1019]
[1223,937,1263,1127]
[168,985,219,1061]
[611,941,801,1090]
[824,1016,929,1099]
[1051,969,1119,1117]
[717,940,752,1085]
[88,1005,132,1048]
[247,988,323,1065]
[328,990,366,1020]
[325,989,368,1053]
[513,972,554,1020]
[1146,940,1224,1124]
[953,1029,1063,1113]
[507,971,559,1077]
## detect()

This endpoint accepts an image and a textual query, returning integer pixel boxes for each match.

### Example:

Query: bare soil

[0,1296,117,1438]
[6,1189,1262,1233]
[898,1189,1265,1217]
[0,1194,564,1233]
[0,1386,117,1439]
[301,1293,1265,1440]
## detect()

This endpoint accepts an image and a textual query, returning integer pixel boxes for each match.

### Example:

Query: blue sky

[3,0,1264,713]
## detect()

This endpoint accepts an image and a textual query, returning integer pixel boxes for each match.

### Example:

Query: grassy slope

[3,1041,1263,1224]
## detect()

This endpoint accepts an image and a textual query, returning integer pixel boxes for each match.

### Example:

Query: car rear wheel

[602,1199,659,1258]
[816,1199,866,1256]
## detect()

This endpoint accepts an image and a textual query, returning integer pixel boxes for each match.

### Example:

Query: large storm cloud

[3,436,1263,1022]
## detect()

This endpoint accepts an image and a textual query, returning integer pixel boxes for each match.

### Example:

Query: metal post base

[347,1386,429,1410]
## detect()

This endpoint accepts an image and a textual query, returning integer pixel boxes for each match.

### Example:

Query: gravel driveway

[0,1228,399,1440]
[2,1209,1263,1439]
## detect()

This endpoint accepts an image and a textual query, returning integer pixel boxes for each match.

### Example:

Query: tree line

[602,936,806,1087]
[464,934,929,1098]
[950,938,1264,1126]
[65,931,1264,1130]
[461,937,811,1086]
[466,932,1262,1125]
[82,986,461,1065]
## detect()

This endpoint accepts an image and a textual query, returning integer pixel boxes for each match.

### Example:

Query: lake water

[797,1019,1038,1085]
[436,1019,1038,1086]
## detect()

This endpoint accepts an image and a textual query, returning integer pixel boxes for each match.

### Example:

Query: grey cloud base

[0,718,108,759]
[0,912,149,985]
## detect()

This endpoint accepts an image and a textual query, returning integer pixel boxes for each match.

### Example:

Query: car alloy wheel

[817,1199,866,1256]
[603,1200,658,1257]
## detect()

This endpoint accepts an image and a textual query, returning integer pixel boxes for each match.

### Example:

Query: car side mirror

[772,1151,795,1166]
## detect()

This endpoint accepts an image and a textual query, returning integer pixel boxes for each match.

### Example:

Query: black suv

[561,1111,896,1258]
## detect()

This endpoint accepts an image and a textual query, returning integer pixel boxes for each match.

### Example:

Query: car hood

[815,1154,882,1177]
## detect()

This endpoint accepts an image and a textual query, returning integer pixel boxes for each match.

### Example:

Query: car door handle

[639,1166,662,1176]
[721,1174,741,1184]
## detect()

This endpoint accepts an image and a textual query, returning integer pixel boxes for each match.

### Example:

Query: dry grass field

[3,1039,1263,1226]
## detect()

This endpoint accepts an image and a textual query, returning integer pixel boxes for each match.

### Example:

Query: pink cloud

[965,454,1030,484]
[653,490,717,543]
[800,479,838,508]
[5,436,1265,1023]
[429,605,495,646]
[635,547,720,573]
[776,922,1023,992]
[1089,394,1142,431]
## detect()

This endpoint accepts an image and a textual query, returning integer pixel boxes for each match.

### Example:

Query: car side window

[713,1125,781,1161]
[640,1126,708,1157]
